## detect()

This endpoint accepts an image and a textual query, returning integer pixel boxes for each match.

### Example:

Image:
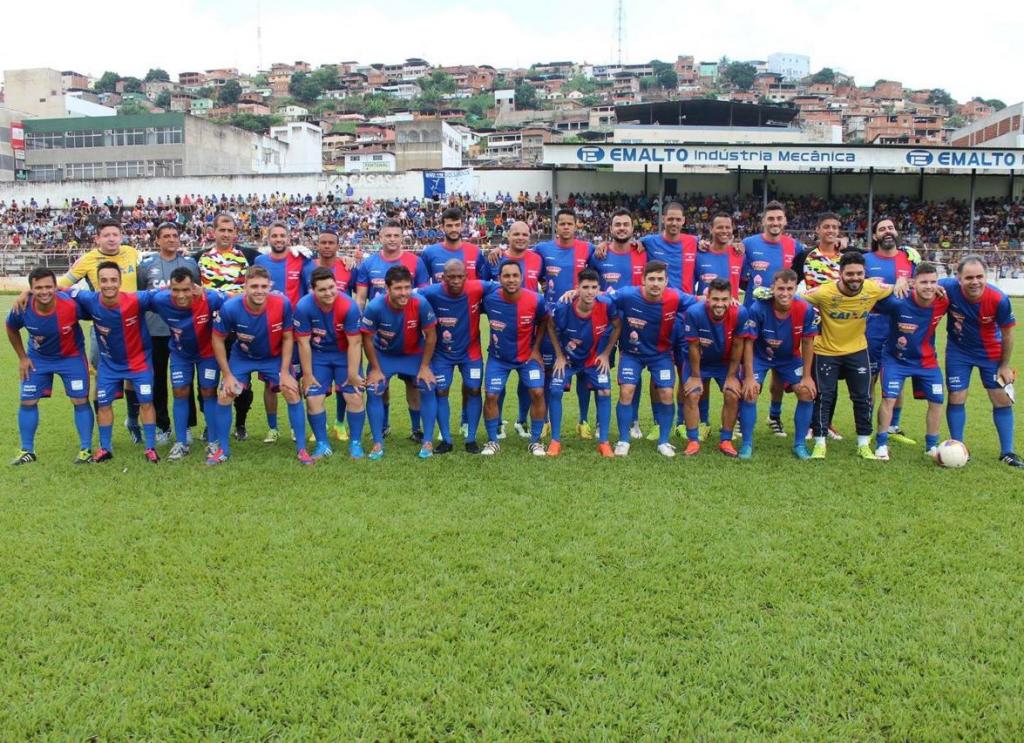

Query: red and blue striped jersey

[588,246,645,291]
[6,293,86,361]
[692,247,744,299]
[864,250,918,343]
[640,233,700,292]
[302,260,354,296]
[482,288,547,364]
[681,302,754,370]
[356,251,430,301]
[255,251,310,306]
[740,234,805,305]
[360,294,436,356]
[939,278,1016,361]
[745,297,819,364]
[551,295,616,368]
[214,293,292,361]
[293,292,361,357]
[611,287,693,362]
[419,280,499,362]
[534,239,594,304]
[875,293,950,368]
[149,289,226,362]
[477,249,544,291]
[74,290,154,373]
[421,242,482,283]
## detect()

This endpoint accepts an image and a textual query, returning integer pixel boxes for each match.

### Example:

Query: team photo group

[6,200,1019,468]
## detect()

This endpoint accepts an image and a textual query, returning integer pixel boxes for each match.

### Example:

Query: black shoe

[1000,452,1024,468]
[234,425,248,441]
[464,441,481,454]
[382,425,391,439]
[435,441,453,454]
[409,429,424,443]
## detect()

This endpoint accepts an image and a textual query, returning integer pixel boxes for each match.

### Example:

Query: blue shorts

[550,364,612,394]
[881,357,944,403]
[20,355,90,401]
[617,353,675,388]
[752,359,805,389]
[228,356,282,392]
[866,329,887,376]
[945,346,1003,392]
[432,356,484,392]
[170,356,220,391]
[368,353,429,396]
[96,364,154,406]
[307,354,360,397]
[485,358,544,394]
[680,360,733,389]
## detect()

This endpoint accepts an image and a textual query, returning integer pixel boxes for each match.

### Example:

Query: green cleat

[857,444,878,460]
[73,448,93,465]
[810,441,827,460]
[887,428,917,446]
[11,450,36,466]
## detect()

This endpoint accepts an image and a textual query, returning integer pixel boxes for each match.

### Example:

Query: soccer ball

[935,439,970,468]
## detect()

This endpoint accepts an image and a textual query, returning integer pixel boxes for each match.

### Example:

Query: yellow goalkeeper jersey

[59,245,140,291]
[802,279,892,356]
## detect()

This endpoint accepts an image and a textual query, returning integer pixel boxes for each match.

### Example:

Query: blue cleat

[311,442,333,459]
[368,445,384,461]
[349,441,365,459]
[417,444,433,459]
[792,444,811,460]
[738,443,753,460]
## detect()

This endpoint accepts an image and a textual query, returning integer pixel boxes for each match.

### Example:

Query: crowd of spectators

[2,191,1023,274]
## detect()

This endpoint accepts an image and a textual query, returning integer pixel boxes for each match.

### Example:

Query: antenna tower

[616,0,624,65]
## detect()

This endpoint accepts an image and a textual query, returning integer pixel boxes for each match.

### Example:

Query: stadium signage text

[552,144,1024,172]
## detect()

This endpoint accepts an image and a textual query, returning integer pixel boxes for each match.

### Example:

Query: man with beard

[420,207,482,282]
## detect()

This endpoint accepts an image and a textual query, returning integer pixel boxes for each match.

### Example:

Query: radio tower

[616,0,624,65]
[256,0,264,73]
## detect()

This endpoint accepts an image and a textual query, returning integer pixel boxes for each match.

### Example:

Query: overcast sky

[3,0,1020,103]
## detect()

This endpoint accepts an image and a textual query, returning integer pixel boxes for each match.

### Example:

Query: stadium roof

[614,100,798,128]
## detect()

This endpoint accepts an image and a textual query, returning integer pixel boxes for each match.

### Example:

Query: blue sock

[383,401,390,430]
[631,388,642,424]
[73,403,94,450]
[687,427,699,442]
[461,406,468,426]
[347,408,366,443]
[497,388,507,420]
[719,427,732,443]
[596,395,611,443]
[143,422,156,449]
[465,393,482,443]
[655,402,673,445]
[309,410,329,446]
[172,396,190,444]
[517,383,530,424]
[994,406,1015,455]
[436,395,452,443]
[419,391,436,444]
[698,396,709,425]
[877,430,889,446]
[891,405,903,429]
[368,395,386,444]
[18,405,39,451]
[925,433,939,451]
[739,400,757,447]
[677,400,687,426]
[769,400,782,419]
[203,401,218,452]
[530,417,544,444]
[287,401,306,452]
[543,382,552,425]
[947,403,966,442]
[576,382,590,424]
[267,413,278,430]
[548,389,564,442]
[335,395,346,425]
[484,416,500,442]
[99,422,113,451]
[217,402,233,456]
[616,401,633,443]
[793,400,813,443]
[409,408,421,432]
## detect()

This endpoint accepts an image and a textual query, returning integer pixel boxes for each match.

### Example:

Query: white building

[343,151,397,172]
[951,102,1024,148]
[767,53,810,81]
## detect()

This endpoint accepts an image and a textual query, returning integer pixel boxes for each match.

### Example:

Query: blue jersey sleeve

[360,302,379,333]
[6,306,24,331]
[213,302,233,335]
[419,298,437,327]
[997,293,1016,327]
[206,290,226,313]
[355,259,371,288]
[293,302,313,336]
[414,257,430,288]
[736,306,754,338]
[873,293,901,315]
[344,302,362,335]
[804,304,821,337]
[281,298,294,332]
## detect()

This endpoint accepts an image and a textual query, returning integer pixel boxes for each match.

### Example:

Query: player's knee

[172,387,190,398]
[20,400,38,408]
[597,389,611,397]
[723,388,740,402]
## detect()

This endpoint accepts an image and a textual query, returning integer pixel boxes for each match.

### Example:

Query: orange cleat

[718,440,738,458]
[684,440,701,457]
[596,442,614,458]
[546,440,562,457]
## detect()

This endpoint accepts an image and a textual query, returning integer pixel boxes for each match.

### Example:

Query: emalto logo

[906,149,934,167]
[577,145,605,163]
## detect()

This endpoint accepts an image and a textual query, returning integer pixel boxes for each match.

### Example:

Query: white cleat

[480,441,500,456]
[529,442,546,457]
[629,421,643,440]
[614,441,631,457]
[874,445,890,461]
[657,442,677,458]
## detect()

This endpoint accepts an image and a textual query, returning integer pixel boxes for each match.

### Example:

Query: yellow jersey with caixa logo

[59,245,140,291]
[803,279,892,356]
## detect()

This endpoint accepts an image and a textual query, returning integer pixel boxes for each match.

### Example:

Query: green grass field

[2,295,1023,738]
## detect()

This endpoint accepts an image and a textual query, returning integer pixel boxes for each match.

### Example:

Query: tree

[639,76,657,92]
[144,68,170,82]
[95,71,120,93]
[650,60,678,90]
[363,94,393,118]
[579,94,602,108]
[722,62,757,91]
[928,88,956,107]
[514,80,540,110]
[154,90,172,109]
[121,77,143,94]
[984,98,1007,111]
[309,65,340,92]
[118,100,149,116]
[420,70,456,96]
[563,75,597,95]
[227,113,284,133]
[809,67,835,84]
[945,114,966,129]
[219,80,242,105]
[289,71,323,104]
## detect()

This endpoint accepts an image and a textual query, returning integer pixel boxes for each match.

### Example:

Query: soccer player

[940,255,1021,467]
[872,262,949,461]
[6,267,94,465]
[355,219,430,441]
[739,269,819,460]
[361,265,438,460]
[533,209,596,439]
[210,266,313,466]
[547,268,621,456]
[138,221,201,446]
[255,220,309,307]
[679,278,753,457]
[302,227,356,442]
[637,202,699,293]
[147,268,226,461]
[803,251,895,460]
[864,217,918,444]
[611,260,695,457]
[420,207,483,282]
[480,260,548,456]
[419,259,497,454]
[294,267,366,460]
[72,261,160,463]
[588,208,645,291]
[741,201,807,439]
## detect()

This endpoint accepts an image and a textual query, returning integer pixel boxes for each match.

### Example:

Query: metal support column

[968,168,977,249]
[736,165,742,197]
[550,168,558,239]
[1009,171,1015,200]
[866,167,874,249]
[918,168,925,201]
[762,166,769,210]
[643,164,649,197]
[827,167,833,202]
[657,165,665,231]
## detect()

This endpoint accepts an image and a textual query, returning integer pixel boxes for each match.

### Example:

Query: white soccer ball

[935,439,970,468]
